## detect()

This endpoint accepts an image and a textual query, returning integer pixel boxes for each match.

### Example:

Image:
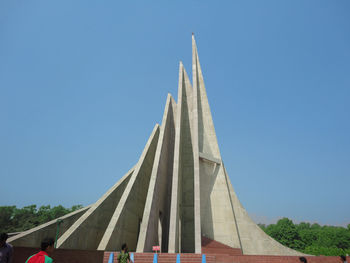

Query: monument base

[12,246,347,263]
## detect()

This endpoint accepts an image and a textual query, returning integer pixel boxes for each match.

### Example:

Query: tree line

[1,206,349,256]
[259,217,350,256]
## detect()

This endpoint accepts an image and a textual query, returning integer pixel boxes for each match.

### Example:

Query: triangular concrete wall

[56,166,134,249]
[98,124,160,251]
[168,63,197,253]
[136,94,177,253]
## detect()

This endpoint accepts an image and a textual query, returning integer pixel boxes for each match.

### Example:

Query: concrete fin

[192,34,221,158]
[169,62,196,253]
[191,37,304,255]
[97,124,160,251]
[136,94,177,252]
[192,35,242,251]
[168,63,186,253]
[56,166,135,249]
[191,35,204,254]
[8,206,90,248]
[181,63,199,253]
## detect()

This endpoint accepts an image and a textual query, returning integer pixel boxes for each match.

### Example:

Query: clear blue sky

[1,1,349,227]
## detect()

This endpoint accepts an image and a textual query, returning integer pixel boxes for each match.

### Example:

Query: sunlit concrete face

[8,36,305,256]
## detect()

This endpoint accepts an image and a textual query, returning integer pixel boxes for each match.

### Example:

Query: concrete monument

[9,36,303,256]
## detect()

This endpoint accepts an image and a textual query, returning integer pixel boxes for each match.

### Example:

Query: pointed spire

[192,34,221,157]
[192,34,198,83]
[192,33,203,87]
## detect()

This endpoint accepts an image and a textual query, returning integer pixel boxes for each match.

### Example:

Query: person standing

[117,243,133,263]
[25,237,54,263]
[340,255,348,263]
[0,233,13,263]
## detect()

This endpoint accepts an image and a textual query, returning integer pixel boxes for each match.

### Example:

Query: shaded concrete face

[97,125,160,251]
[9,36,305,256]
[178,68,195,253]
[200,163,241,248]
[167,65,188,253]
[156,97,176,252]
[168,65,198,253]
[136,95,177,253]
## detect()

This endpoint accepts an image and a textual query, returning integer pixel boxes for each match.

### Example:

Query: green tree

[49,205,69,219]
[259,218,350,256]
[11,205,37,232]
[0,206,16,233]
[265,218,304,250]
[37,205,53,224]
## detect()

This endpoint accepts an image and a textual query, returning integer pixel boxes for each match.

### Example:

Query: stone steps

[104,252,346,263]
[104,252,215,263]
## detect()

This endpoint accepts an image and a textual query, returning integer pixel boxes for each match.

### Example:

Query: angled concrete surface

[193,36,241,249]
[191,36,203,254]
[168,63,196,253]
[97,124,160,251]
[56,166,134,249]
[136,94,177,253]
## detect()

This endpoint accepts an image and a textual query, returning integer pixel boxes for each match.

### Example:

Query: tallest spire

[191,34,221,157]
[192,33,202,90]
[190,32,203,254]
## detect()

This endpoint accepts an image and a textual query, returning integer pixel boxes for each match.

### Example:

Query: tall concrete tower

[9,36,303,256]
